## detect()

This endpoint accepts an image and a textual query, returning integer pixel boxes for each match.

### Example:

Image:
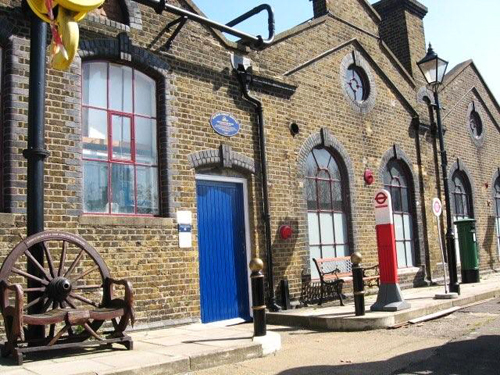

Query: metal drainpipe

[23,9,49,340]
[235,68,281,312]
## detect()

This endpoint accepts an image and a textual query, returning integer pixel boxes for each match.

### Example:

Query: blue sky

[193,0,500,101]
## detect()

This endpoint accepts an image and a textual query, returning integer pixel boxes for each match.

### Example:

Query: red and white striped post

[371,189,410,311]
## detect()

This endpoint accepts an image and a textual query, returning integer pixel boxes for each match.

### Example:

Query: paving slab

[268,272,500,331]
[0,322,280,375]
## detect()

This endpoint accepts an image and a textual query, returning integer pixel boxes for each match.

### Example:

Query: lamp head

[417,44,449,89]
[231,53,252,73]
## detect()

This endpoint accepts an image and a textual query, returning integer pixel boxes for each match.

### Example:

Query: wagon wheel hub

[47,277,72,302]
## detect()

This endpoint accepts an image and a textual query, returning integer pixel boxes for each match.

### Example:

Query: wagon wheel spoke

[24,250,52,281]
[64,249,85,278]
[42,242,56,279]
[24,287,46,293]
[58,241,68,277]
[64,297,77,309]
[71,265,99,283]
[23,294,46,311]
[73,284,102,290]
[12,267,49,286]
[69,292,98,307]
[41,297,54,313]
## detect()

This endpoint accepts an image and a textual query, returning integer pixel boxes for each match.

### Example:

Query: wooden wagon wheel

[0,231,111,341]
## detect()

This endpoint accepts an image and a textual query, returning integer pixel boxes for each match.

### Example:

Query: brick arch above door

[188,144,256,174]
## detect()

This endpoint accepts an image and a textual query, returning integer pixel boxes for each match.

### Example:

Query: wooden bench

[0,231,135,365]
[313,256,379,306]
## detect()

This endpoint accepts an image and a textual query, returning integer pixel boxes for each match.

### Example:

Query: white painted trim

[195,174,253,320]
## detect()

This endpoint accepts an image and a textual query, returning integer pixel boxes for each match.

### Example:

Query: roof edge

[442,60,500,115]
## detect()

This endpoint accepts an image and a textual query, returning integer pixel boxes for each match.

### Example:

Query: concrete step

[268,277,500,331]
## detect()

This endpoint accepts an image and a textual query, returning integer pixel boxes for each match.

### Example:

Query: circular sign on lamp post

[432,198,443,217]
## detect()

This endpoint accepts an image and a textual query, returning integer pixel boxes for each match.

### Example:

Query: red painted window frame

[384,167,415,268]
[306,148,350,259]
[81,61,159,216]
[452,172,473,220]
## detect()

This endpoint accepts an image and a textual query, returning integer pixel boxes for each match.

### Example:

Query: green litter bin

[454,218,480,283]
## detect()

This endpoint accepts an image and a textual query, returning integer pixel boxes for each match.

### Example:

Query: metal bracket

[133,0,275,50]
[165,16,188,50]
[22,148,50,160]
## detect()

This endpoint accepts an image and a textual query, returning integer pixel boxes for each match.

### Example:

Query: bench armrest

[107,278,135,326]
[323,267,341,276]
[0,280,24,341]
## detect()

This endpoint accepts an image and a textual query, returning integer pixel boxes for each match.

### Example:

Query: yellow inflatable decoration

[27,0,104,70]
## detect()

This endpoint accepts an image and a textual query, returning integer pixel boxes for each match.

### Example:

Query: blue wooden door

[196,179,250,323]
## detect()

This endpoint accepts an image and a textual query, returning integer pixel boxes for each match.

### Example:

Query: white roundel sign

[432,198,442,217]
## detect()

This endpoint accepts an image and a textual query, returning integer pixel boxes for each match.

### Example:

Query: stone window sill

[397,266,421,275]
[78,215,174,227]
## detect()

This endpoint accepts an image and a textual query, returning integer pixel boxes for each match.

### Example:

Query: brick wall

[0,0,498,337]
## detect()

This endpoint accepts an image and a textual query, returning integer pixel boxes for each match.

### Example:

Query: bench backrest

[313,256,352,280]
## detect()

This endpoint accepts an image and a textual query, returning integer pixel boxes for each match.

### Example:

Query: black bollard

[351,252,365,316]
[249,257,266,337]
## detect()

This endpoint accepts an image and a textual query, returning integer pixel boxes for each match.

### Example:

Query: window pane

[331,182,343,211]
[403,214,413,241]
[401,187,409,212]
[111,115,132,160]
[310,247,321,279]
[83,108,108,160]
[396,242,406,268]
[391,186,402,212]
[307,213,320,245]
[83,63,107,108]
[318,180,332,210]
[405,240,414,267]
[312,148,331,170]
[497,199,500,218]
[306,179,317,210]
[134,71,156,116]
[135,116,157,164]
[319,213,334,244]
[462,195,470,217]
[327,158,340,180]
[306,153,316,177]
[136,166,158,215]
[83,161,108,213]
[394,214,404,241]
[111,164,135,213]
[109,64,132,112]
[336,245,348,258]
[322,246,335,259]
[334,213,347,244]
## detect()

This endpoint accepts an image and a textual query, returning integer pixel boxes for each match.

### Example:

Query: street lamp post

[417,44,460,295]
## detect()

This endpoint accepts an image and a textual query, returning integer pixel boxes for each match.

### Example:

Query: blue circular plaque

[210,112,241,137]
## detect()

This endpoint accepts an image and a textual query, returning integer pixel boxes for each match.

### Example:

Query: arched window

[383,160,415,268]
[305,148,349,279]
[82,62,158,215]
[452,171,474,262]
[495,177,500,255]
